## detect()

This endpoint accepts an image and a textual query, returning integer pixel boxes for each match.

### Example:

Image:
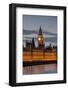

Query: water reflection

[23,64,57,75]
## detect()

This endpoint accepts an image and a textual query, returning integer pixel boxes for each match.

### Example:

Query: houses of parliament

[23,27,57,65]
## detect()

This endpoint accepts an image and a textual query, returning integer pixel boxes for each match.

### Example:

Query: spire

[32,38,35,48]
[39,26,42,35]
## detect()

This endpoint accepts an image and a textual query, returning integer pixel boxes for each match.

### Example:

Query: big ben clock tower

[37,27,44,48]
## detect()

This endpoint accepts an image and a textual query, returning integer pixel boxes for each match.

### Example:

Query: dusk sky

[23,15,57,47]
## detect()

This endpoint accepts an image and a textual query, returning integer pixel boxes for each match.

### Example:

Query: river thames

[23,63,57,75]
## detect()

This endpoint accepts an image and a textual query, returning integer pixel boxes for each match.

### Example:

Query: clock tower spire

[37,26,44,48]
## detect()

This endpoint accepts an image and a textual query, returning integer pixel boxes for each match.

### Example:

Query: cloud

[44,37,57,43]
[23,30,37,34]
[23,29,57,44]
[23,29,57,36]
[23,36,57,43]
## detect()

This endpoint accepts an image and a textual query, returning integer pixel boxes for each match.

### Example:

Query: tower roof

[38,26,42,35]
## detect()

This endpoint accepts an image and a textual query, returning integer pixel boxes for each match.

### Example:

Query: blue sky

[23,15,57,47]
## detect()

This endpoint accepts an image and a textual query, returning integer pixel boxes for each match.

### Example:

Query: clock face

[38,37,41,41]
[38,36,43,41]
